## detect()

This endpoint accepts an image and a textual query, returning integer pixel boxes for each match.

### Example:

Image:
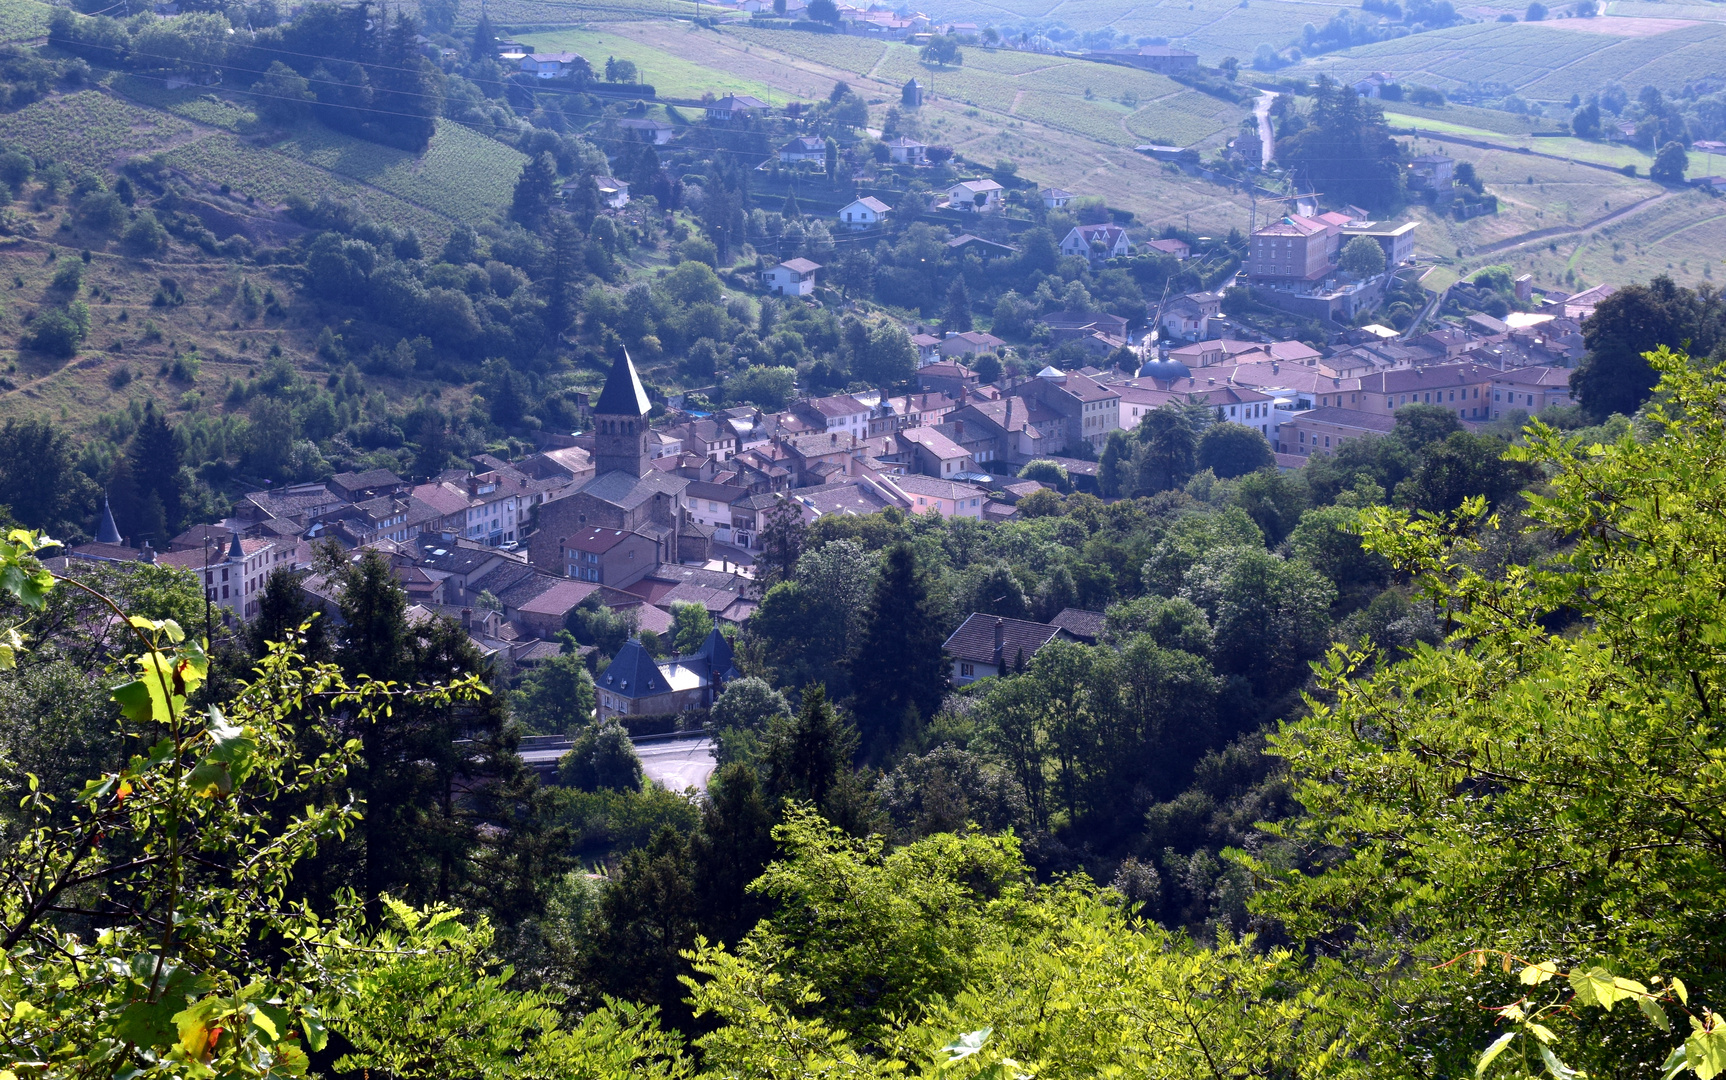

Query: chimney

[461,608,473,629]
[993,617,1005,669]
[954,419,964,439]
[830,432,838,445]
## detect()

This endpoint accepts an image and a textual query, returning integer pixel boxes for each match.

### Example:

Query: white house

[1042,187,1073,208]
[521,52,584,79]
[838,195,891,230]
[884,136,928,164]
[594,176,629,209]
[763,258,821,296]
[1159,291,1220,340]
[779,135,825,164]
[618,118,674,144]
[1059,223,1132,262]
[946,179,1003,213]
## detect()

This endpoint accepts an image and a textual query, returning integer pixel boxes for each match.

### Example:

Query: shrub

[122,211,167,257]
[23,301,89,357]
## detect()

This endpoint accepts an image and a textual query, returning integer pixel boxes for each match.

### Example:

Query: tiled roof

[1295,407,1396,432]
[1048,607,1106,641]
[578,469,689,511]
[942,613,1066,666]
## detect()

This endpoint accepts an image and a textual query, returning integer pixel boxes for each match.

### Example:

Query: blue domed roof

[1137,359,1192,381]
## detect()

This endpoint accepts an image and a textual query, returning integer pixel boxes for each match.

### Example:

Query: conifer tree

[849,543,947,759]
[942,276,973,332]
[511,152,559,232]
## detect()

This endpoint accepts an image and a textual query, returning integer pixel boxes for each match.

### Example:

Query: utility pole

[202,533,213,645]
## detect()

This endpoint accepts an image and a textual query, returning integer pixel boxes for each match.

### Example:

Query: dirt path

[1254,90,1275,166]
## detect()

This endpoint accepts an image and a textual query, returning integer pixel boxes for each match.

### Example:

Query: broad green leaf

[251,1003,283,1040]
[1641,995,1673,1032]
[1538,1042,1579,1080]
[1477,1031,1516,1077]
[300,1015,328,1053]
[1529,1023,1557,1045]
[1661,1045,1688,1080]
[1521,961,1560,985]
[1571,966,1646,1011]
[187,762,233,798]
[942,1027,993,1062]
[111,679,156,725]
[1674,979,1690,1005]
[1689,1027,1726,1080]
[113,1000,178,1047]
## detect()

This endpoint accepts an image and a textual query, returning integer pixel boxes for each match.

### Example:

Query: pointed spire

[228,529,244,559]
[594,347,651,417]
[96,496,121,546]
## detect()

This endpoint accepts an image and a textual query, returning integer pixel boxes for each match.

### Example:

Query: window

[960,662,975,677]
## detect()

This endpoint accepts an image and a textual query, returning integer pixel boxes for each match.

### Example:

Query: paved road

[1255,91,1276,167]
[519,735,716,792]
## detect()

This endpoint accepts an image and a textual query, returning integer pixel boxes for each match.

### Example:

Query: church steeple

[591,348,651,478]
[95,496,121,545]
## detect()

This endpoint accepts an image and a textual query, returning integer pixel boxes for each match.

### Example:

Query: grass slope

[0,91,194,173]
[270,120,527,225]
[1290,18,1726,102]
[521,25,788,101]
[0,0,51,43]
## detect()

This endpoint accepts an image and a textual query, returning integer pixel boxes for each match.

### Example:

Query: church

[528,349,697,574]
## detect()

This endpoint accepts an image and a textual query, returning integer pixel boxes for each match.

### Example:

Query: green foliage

[1017,459,1070,492]
[558,718,645,792]
[670,601,715,655]
[514,650,598,733]
[1196,423,1273,479]
[726,365,798,409]
[1252,349,1726,1078]
[1339,234,1387,277]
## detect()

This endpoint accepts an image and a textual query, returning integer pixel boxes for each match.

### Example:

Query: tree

[256,60,313,125]
[1018,459,1071,492]
[669,601,715,655]
[511,151,558,231]
[128,401,183,540]
[1339,234,1387,277]
[0,416,92,537]
[824,135,839,181]
[1134,405,1198,494]
[558,717,644,791]
[1277,75,1407,212]
[1651,140,1689,184]
[1525,0,1546,16]
[761,684,857,810]
[1251,350,1726,1080]
[856,322,917,387]
[726,365,798,409]
[250,565,330,659]
[849,543,948,758]
[581,826,701,1028]
[756,495,807,590]
[942,276,973,332]
[1570,275,1725,419]
[1098,429,1134,497]
[808,0,839,21]
[712,676,791,731]
[1181,546,1334,696]
[514,650,598,733]
[1394,431,1538,514]
[920,33,962,66]
[23,302,89,356]
[470,8,496,60]
[1196,423,1273,478]
[1571,99,1601,138]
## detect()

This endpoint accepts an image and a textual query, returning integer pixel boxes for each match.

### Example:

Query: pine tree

[543,213,584,339]
[128,402,182,538]
[849,543,947,760]
[250,565,328,660]
[510,152,558,232]
[690,762,777,945]
[782,188,802,220]
[763,684,858,807]
[1099,428,1134,497]
[942,276,973,332]
[471,9,496,61]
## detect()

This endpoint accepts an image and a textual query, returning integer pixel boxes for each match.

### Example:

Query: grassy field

[1294,18,1726,102]
[269,121,526,224]
[0,0,51,43]
[455,0,720,29]
[159,134,454,242]
[520,26,790,101]
[111,76,262,134]
[0,92,194,173]
[723,27,887,78]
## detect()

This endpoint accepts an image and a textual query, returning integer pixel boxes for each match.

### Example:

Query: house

[884,136,928,164]
[938,331,1005,358]
[946,179,1003,213]
[593,176,629,209]
[897,424,974,478]
[1159,291,1222,340]
[838,196,891,229]
[796,394,871,439]
[919,361,980,395]
[1144,237,1190,260]
[618,117,674,144]
[1007,367,1120,451]
[704,94,769,123]
[942,613,1071,683]
[1042,188,1074,209]
[1277,406,1395,457]
[328,468,406,501]
[1248,212,1352,285]
[1357,362,1498,421]
[912,332,944,365]
[763,257,822,296]
[1040,310,1129,345]
[902,77,924,106]
[556,526,660,587]
[1490,366,1573,417]
[1351,71,1392,98]
[946,233,1017,258]
[594,631,737,720]
[779,135,826,164]
[937,396,1052,465]
[891,473,987,518]
[1407,154,1455,197]
[1059,223,1132,263]
[521,51,585,78]
[154,531,287,623]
